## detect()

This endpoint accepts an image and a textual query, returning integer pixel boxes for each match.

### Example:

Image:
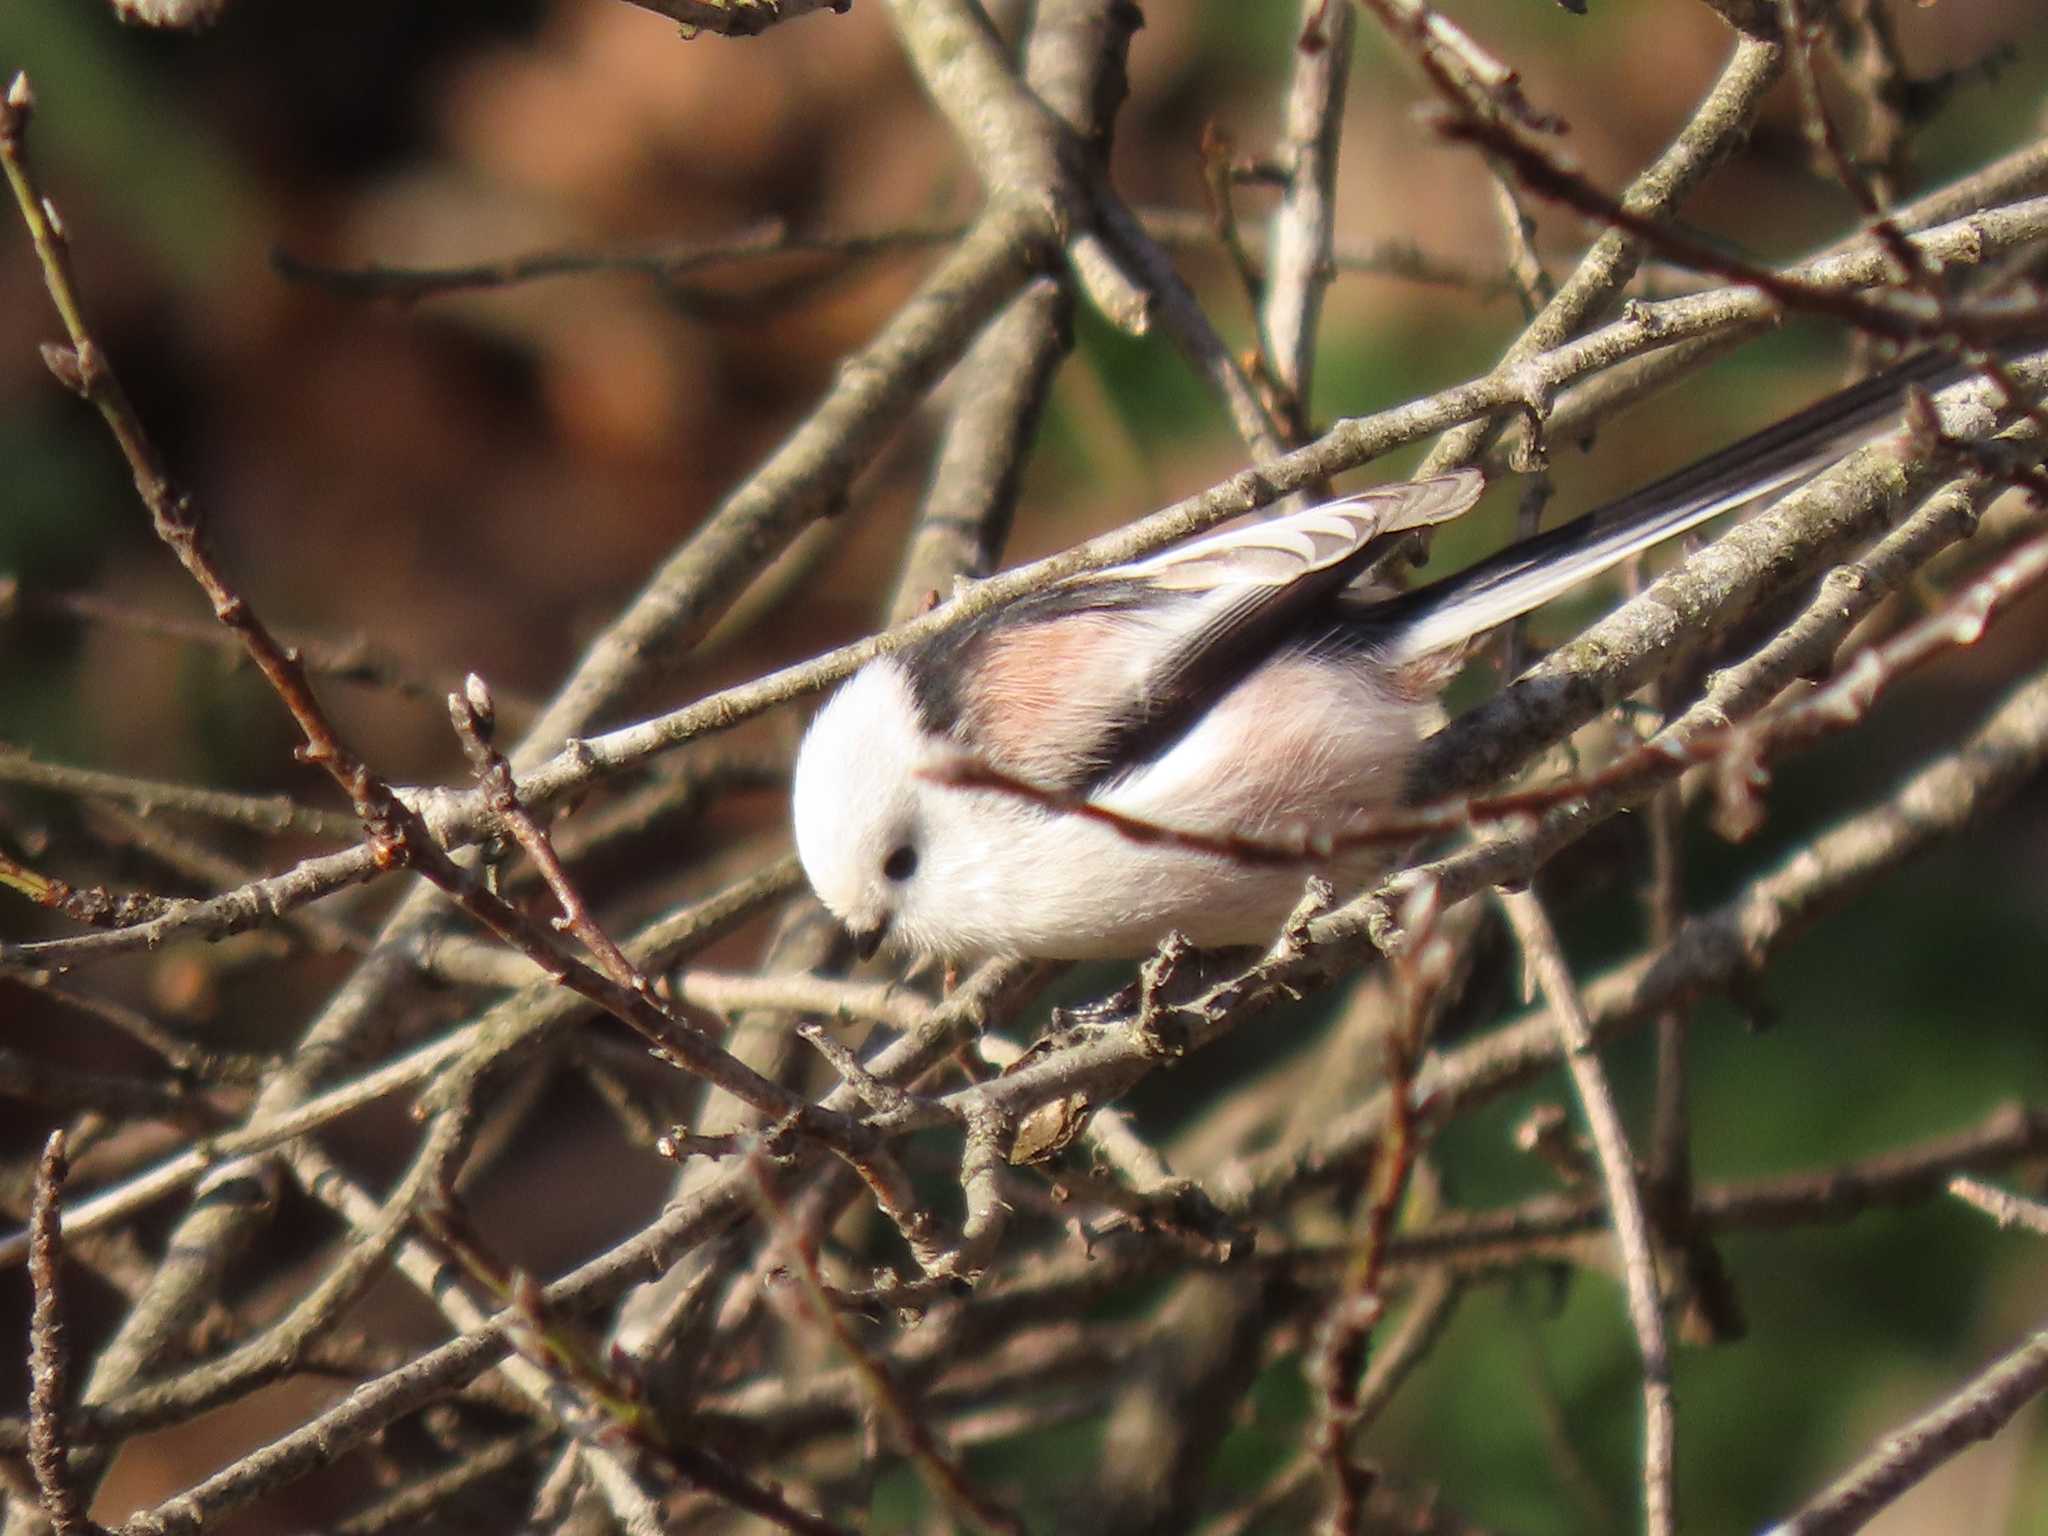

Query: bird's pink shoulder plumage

[951,608,1172,784]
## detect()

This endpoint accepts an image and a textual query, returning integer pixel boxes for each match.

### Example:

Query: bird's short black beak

[848,916,890,962]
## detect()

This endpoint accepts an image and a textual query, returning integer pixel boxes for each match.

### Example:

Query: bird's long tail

[1371,346,1996,664]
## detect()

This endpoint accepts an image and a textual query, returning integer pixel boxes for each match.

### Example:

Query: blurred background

[2,1,2047,1531]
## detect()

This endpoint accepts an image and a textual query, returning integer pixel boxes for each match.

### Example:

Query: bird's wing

[1102,472,1485,592]
[960,473,1486,792]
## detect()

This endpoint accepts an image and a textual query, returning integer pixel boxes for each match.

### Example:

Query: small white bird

[792,356,1952,961]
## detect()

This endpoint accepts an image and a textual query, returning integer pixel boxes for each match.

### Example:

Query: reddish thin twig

[1778,0,2048,449]
[1432,107,2048,356]
[448,674,703,1034]
[0,847,178,930]
[1308,880,1448,1534]
[2,79,875,1149]
[29,1130,101,1535]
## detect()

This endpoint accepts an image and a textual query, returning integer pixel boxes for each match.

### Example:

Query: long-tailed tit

[792,352,1965,961]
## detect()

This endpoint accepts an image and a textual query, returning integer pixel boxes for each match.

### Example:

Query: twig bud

[39,343,86,396]
[38,1127,67,1188]
[1901,382,1942,454]
[113,0,234,27]
[464,672,496,736]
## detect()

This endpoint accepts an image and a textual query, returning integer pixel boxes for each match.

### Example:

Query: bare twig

[1300,1101,2048,1275]
[0,846,178,931]
[1309,881,1446,1534]
[1262,0,1355,440]
[278,202,1511,305]
[419,1202,856,1536]
[615,0,855,39]
[0,742,359,839]
[1498,888,1675,1536]
[1434,105,2048,357]
[746,1149,1024,1535]
[1765,1321,2048,1535]
[28,1131,97,1535]
[0,858,805,1268]
[8,95,870,1142]
[6,74,840,1157]
[271,216,954,301]
[448,675,685,1024]
[3,582,536,722]
[1947,1176,2048,1237]
[329,1425,555,1536]
[1418,30,1788,480]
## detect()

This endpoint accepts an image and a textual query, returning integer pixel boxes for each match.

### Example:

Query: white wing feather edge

[1104,471,1486,593]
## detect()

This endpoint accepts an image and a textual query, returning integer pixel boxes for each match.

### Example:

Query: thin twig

[277,202,1516,305]
[614,0,854,38]
[1261,0,1355,444]
[1309,881,1446,1534]
[330,1425,555,1536]
[1947,1176,2048,1237]
[448,675,695,1031]
[1416,29,1788,481]
[746,1148,1025,1535]
[1765,1321,2048,1535]
[3,582,538,722]
[28,1130,98,1535]
[1434,105,2048,355]
[1497,887,1675,1536]
[419,1202,856,1536]
[0,858,805,1268]
[4,104,865,1133]
[0,742,359,840]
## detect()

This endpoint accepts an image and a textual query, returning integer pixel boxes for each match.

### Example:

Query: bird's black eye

[882,844,919,882]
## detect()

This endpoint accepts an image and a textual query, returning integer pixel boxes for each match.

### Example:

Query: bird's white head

[791,657,1001,960]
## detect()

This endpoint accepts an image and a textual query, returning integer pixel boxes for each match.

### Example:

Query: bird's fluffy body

[791,479,1478,959]
[792,647,1440,958]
